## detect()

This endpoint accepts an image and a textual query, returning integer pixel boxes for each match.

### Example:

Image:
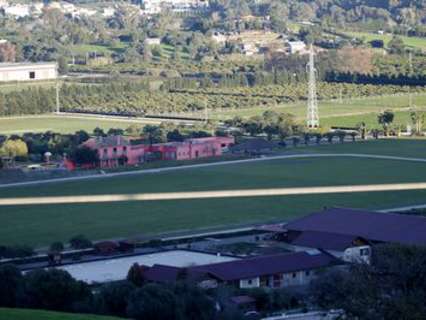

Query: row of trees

[2,79,424,117]
[0,234,93,260]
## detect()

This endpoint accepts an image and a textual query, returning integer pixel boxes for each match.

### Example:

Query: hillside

[0,308,123,320]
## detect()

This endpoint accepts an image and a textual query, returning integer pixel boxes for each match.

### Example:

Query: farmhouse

[142,250,340,289]
[285,41,308,55]
[0,62,57,82]
[83,135,235,168]
[148,136,235,161]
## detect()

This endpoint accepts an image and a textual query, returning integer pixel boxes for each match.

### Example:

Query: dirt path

[2,182,426,206]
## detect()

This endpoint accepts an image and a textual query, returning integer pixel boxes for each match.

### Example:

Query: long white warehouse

[0,62,57,82]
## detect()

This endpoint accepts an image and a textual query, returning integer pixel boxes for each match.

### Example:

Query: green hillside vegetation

[344,31,426,50]
[0,308,123,320]
[2,140,426,246]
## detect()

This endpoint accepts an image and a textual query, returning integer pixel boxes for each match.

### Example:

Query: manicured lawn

[0,308,122,320]
[2,140,426,246]
[0,115,159,134]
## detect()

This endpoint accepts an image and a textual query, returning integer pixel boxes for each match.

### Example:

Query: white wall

[239,277,260,288]
[0,64,57,82]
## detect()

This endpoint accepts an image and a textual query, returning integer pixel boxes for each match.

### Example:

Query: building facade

[82,135,235,169]
[0,62,58,82]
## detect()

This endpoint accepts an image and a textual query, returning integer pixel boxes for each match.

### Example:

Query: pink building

[83,136,234,168]
[149,136,235,161]
[83,136,145,168]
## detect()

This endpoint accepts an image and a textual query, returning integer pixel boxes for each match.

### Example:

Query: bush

[0,245,34,259]
[0,264,22,307]
[49,242,64,253]
[126,284,179,320]
[69,235,92,250]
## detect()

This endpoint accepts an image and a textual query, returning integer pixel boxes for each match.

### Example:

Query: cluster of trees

[0,131,91,163]
[376,109,426,136]
[225,111,298,141]
[326,71,426,87]
[0,235,93,260]
[225,110,357,143]
[0,139,28,160]
[311,244,426,319]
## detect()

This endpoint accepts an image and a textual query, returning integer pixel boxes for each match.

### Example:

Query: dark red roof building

[141,251,339,289]
[284,208,426,246]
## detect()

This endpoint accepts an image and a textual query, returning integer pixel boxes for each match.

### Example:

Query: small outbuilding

[0,62,57,82]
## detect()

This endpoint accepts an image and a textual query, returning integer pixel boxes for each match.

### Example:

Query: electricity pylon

[306,43,319,128]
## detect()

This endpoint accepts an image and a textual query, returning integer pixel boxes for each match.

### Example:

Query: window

[103,149,107,154]
[123,146,127,153]
[247,279,252,284]
[305,270,311,276]
[29,71,35,79]
[292,273,296,278]
[360,248,370,256]
[113,147,117,155]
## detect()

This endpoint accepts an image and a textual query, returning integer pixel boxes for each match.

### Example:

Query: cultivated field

[0,308,122,320]
[1,140,426,246]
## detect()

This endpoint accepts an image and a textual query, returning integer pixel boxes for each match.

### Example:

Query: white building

[142,0,209,14]
[0,62,58,82]
[144,38,162,46]
[286,41,308,55]
[3,4,31,18]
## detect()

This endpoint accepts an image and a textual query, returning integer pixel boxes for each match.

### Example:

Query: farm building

[82,135,235,168]
[261,207,426,265]
[142,250,339,289]
[284,207,426,247]
[55,250,238,284]
[285,41,308,55]
[0,62,57,82]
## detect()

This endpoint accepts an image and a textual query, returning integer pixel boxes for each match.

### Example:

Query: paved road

[1,152,426,189]
[2,182,426,206]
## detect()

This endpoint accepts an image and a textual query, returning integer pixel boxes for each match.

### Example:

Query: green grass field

[0,115,160,134]
[2,140,426,247]
[343,31,426,50]
[0,308,122,320]
[210,93,426,126]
